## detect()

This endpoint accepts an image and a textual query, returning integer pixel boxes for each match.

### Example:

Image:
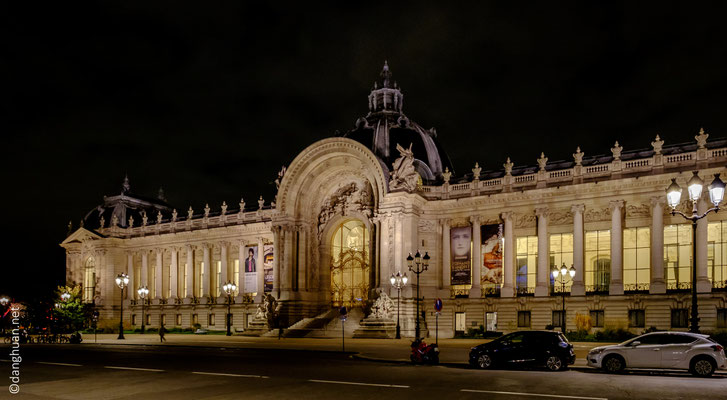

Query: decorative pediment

[61,227,105,245]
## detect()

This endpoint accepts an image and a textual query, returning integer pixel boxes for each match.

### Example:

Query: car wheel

[545,355,564,371]
[477,354,493,369]
[602,355,625,373]
[690,356,716,377]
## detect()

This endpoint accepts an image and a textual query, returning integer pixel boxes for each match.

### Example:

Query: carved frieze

[317,182,374,237]
[584,207,610,222]
[513,213,536,228]
[549,210,573,225]
[418,219,437,233]
[625,203,650,218]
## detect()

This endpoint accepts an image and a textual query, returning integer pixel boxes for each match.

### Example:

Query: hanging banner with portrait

[481,224,503,286]
[450,225,472,285]
[243,245,258,293]
[263,244,274,293]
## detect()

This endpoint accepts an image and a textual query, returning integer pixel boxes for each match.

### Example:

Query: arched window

[83,257,96,303]
[330,220,370,307]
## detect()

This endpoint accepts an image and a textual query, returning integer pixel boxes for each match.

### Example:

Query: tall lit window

[330,220,370,307]
[516,236,538,292]
[664,224,692,286]
[585,230,610,291]
[183,263,187,296]
[549,233,573,291]
[83,257,96,303]
[234,259,240,289]
[623,227,650,287]
[707,221,727,286]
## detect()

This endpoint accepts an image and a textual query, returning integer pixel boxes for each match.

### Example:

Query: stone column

[238,240,246,295]
[441,219,451,291]
[185,245,194,299]
[202,244,211,300]
[220,242,229,288]
[696,197,711,293]
[127,252,135,300]
[469,215,482,298]
[650,197,666,294]
[170,247,178,300]
[155,248,163,300]
[273,226,281,298]
[535,207,549,297]
[501,212,515,297]
[141,250,149,289]
[609,200,624,295]
[298,227,307,291]
[571,204,585,296]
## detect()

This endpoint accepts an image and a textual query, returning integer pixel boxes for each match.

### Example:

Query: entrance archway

[330,219,370,307]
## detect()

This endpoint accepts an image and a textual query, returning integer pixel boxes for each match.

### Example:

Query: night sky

[4,2,727,300]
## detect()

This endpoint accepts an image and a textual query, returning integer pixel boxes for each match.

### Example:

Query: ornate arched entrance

[330,219,370,307]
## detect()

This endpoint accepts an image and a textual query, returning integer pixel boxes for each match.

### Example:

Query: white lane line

[104,366,164,372]
[0,359,10,362]
[309,379,409,388]
[192,371,269,379]
[461,389,607,400]
[37,362,82,367]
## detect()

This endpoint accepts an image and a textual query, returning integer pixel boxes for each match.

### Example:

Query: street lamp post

[222,281,237,336]
[665,172,724,333]
[137,286,149,334]
[0,297,8,336]
[389,271,408,339]
[114,273,130,340]
[552,263,576,333]
[407,250,430,340]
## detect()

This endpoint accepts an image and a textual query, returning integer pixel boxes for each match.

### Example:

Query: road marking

[309,379,409,388]
[461,389,607,400]
[104,366,164,372]
[37,362,82,367]
[192,371,269,379]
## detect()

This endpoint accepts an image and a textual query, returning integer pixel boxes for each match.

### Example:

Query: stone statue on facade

[611,141,623,160]
[389,143,419,192]
[171,209,178,222]
[99,216,105,229]
[239,198,246,213]
[503,158,514,176]
[274,166,287,191]
[537,153,548,171]
[651,135,664,154]
[442,167,452,184]
[156,211,163,225]
[573,147,584,166]
[187,207,194,220]
[472,162,481,180]
[111,214,119,228]
[141,211,148,227]
[695,128,708,149]
[221,201,228,215]
[369,291,395,320]
[258,196,265,210]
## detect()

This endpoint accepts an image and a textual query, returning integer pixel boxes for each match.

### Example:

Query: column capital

[535,206,549,218]
[570,204,585,214]
[650,196,666,208]
[500,211,513,221]
[609,200,625,212]
[469,215,482,225]
[440,218,451,227]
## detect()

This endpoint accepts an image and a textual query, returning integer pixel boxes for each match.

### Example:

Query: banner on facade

[481,224,503,285]
[263,244,274,293]
[243,245,257,293]
[450,225,472,285]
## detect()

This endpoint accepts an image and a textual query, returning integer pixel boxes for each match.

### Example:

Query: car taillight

[711,344,723,352]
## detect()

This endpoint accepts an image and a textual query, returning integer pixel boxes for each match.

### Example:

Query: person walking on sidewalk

[159,323,166,342]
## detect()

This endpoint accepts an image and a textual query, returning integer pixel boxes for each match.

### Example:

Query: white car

[587,331,726,377]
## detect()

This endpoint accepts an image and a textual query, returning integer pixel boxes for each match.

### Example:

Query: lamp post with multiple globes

[222,281,237,336]
[137,286,149,334]
[665,172,724,333]
[114,273,130,340]
[389,271,408,339]
[406,251,430,340]
[551,263,576,333]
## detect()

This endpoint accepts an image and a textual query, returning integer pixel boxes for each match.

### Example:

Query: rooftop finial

[380,60,392,88]
[122,174,131,194]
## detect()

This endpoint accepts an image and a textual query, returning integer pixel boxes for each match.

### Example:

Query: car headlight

[589,349,604,355]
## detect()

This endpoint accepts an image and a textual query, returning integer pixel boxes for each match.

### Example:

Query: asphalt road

[2,344,725,400]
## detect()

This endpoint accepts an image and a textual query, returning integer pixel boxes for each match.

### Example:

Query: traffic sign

[434,298,443,312]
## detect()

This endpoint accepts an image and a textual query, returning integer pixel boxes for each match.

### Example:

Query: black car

[469,330,576,371]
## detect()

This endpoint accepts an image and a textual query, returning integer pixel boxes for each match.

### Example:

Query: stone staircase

[261,308,365,338]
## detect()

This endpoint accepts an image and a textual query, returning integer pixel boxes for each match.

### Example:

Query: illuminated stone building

[61,64,727,337]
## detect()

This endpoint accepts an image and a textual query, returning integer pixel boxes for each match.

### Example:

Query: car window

[661,334,696,345]
[508,333,525,344]
[636,334,664,345]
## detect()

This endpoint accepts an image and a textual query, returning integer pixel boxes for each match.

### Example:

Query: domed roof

[342,62,454,182]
